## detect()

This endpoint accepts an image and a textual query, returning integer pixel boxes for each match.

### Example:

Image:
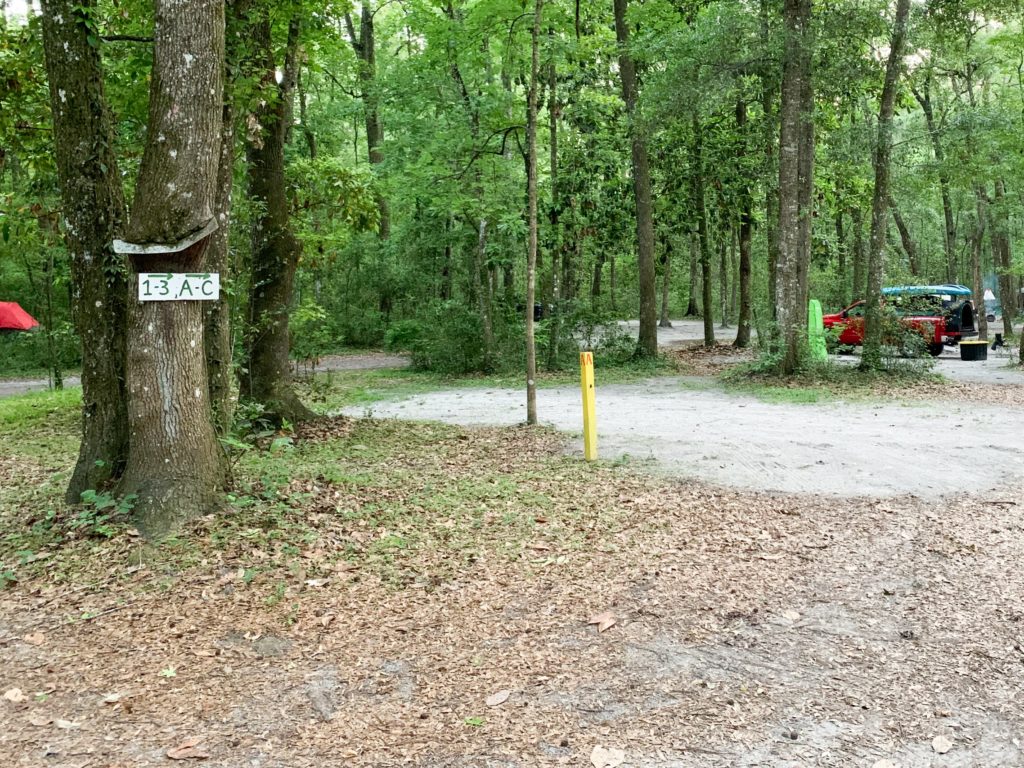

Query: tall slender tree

[613,0,657,358]
[40,0,129,501]
[775,0,814,374]
[240,15,314,424]
[346,2,390,239]
[525,0,543,425]
[862,0,911,370]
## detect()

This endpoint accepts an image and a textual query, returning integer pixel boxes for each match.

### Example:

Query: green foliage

[72,490,136,539]
[289,300,332,369]
[388,301,491,374]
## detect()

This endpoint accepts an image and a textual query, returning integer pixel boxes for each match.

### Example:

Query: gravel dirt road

[346,375,1023,499]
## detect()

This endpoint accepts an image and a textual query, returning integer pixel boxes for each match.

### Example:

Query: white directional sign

[138,273,220,302]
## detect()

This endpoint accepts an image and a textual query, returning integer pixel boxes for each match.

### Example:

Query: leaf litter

[0,416,1022,766]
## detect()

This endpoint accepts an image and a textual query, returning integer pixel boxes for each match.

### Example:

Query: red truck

[823,285,978,357]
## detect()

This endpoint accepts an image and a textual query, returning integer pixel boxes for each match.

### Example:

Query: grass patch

[719,356,943,403]
[297,354,680,412]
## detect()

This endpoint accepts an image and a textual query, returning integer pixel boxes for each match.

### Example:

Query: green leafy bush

[401,302,487,374]
[289,300,333,371]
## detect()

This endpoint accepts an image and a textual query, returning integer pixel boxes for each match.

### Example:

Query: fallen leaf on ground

[782,609,801,623]
[23,632,45,646]
[54,719,80,729]
[101,692,123,704]
[3,688,26,703]
[932,735,953,754]
[588,611,617,633]
[28,714,52,727]
[485,689,511,707]
[590,745,626,767]
[167,737,211,760]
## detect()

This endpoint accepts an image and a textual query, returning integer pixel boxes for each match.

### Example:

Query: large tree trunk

[525,0,543,425]
[115,0,226,536]
[240,16,313,424]
[613,0,657,358]
[912,78,957,283]
[346,3,390,239]
[862,0,910,370]
[775,0,814,374]
[40,0,130,501]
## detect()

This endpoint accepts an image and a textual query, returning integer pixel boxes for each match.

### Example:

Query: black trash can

[960,340,988,361]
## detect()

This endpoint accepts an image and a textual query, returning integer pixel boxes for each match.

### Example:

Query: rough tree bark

[613,0,657,358]
[862,0,910,371]
[40,0,129,501]
[525,0,543,425]
[775,0,814,373]
[240,15,314,424]
[115,0,226,535]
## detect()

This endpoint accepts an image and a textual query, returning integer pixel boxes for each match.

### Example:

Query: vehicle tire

[927,342,944,357]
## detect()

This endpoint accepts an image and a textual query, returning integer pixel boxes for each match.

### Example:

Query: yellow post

[580,351,597,460]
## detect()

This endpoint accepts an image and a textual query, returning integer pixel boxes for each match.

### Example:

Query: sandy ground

[345,376,1024,499]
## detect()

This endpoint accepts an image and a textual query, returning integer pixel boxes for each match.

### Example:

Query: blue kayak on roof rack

[882,284,973,297]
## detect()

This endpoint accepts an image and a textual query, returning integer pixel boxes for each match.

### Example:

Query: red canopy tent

[0,302,40,331]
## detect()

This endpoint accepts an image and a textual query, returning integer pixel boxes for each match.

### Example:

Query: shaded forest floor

[1,383,1023,767]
